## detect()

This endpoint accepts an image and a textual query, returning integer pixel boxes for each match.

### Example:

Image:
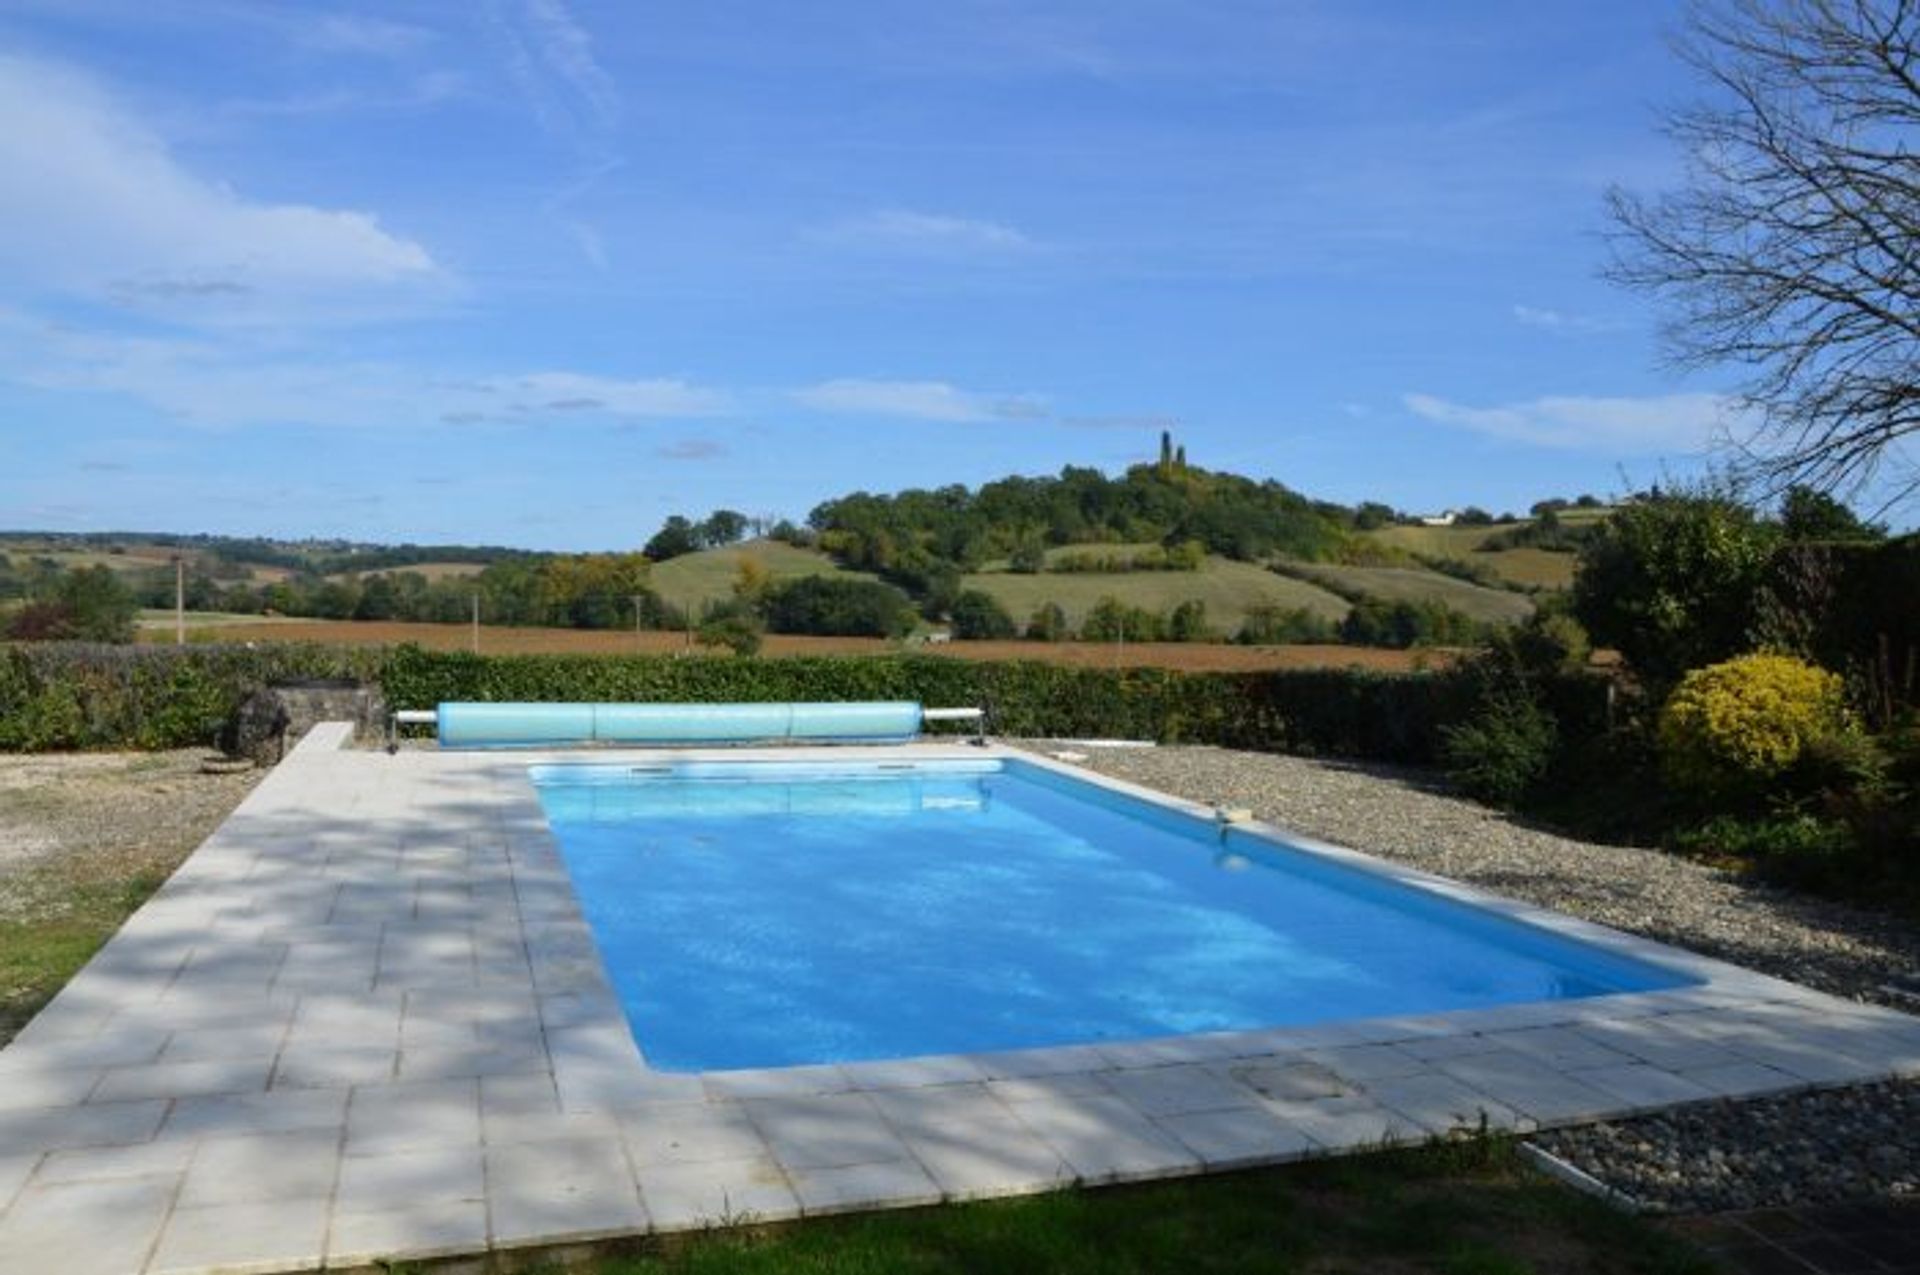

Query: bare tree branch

[1608,0,1920,505]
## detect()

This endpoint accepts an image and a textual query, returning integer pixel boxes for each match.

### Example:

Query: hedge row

[0,643,383,750]
[1,641,1610,766]
[379,646,1475,761]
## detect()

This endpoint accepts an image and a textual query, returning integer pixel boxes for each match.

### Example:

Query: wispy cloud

[814,209,1034,253]
[492,371,729,418]
[0,306,727,429]
[1056,413,1177,431]
[0,54,438,319]
[482,1,621,266]
[564,220,610,269]
[1511,304,1623,334]
[302,14,437,57]
[222,71,470,120]
[483,0,619,148]
[1403,390,1731,453]
[656,438,728,461]
[792,378,1046,423]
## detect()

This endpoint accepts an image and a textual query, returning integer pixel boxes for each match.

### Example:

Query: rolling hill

[647,539,880,617]
[964,554,1351,634]
[1359,510,1610,591]
[1279,563,1535,624]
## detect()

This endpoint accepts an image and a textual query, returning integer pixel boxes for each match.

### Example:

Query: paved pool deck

[4,725,1920,1275]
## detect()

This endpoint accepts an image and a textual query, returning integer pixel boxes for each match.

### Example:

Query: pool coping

[2,725,1918,1275]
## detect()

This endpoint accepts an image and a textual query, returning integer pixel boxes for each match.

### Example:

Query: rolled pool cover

[435,701,927,748]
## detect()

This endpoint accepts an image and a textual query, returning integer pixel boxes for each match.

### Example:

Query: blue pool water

[532,759,1695,1072]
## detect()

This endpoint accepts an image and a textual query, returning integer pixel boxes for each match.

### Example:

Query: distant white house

[1418,510,1458,527]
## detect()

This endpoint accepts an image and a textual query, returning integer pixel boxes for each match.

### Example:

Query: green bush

[1671,813,1855,873]
[1236,604,1335,645]
[1337,597,1488,649]
[950,590,1017,639]
[761,576,916,637]
[1440,687,1558,807]
[1024,602,1069,642]
[695,606,764,657]
[1657,653,1852,797]
[1572,492,1779,686]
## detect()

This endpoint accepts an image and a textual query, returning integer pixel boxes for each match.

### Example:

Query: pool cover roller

[434,700,932,747]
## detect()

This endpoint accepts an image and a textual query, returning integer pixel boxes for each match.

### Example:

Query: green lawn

[0,868,165,1043]
[528,1139,1710,1275]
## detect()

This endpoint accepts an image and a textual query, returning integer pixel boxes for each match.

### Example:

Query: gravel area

[0,750,263,925]
[1042,742,1920,1214]
[1533,1084,1920,1214]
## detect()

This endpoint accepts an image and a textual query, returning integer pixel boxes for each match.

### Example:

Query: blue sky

[0,0,1744,550]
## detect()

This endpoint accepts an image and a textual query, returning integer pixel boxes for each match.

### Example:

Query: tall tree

[1607,0,1920,505]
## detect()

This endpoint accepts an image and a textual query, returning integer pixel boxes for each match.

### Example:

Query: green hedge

[379,646,1481,762]
[2,641,1610,766]
[0,643,383,750]
[1765,535,1920,712]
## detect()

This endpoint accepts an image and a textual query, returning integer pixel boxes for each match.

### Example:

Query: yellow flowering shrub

[1658,653,1850,793]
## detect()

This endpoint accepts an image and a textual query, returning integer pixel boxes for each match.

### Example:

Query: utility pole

[633,595,644,651]
[173,556,185,646]
[470,593,480,654]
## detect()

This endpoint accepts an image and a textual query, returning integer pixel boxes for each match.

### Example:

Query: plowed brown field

[139,619,1449,672]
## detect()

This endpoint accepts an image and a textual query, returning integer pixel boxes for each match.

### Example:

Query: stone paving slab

[2,723,1919,1274]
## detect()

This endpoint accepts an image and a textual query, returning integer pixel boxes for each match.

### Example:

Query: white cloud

[0,306,726,429]
[657,438,728,461]
[1403,390,1733,453]
[817,209,1034,253]
[0,54,437,312]
[488,371,728,418]
[1511,304,1622,334]
[792,378,1045,422]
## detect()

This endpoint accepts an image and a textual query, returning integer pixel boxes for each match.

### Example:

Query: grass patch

[0,866,168,1042]
[529,1141,1710,1275]
[0,749,261,1045]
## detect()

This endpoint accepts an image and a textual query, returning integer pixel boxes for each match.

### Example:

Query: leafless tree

[1608,0,1920,507]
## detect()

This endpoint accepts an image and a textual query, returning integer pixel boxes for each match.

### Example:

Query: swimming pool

[533,757,1697,1072]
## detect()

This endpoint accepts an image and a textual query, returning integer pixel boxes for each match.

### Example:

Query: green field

[648,539,880,616]
[1283,563,1535,624]
[1360,511,1612,592]
[965,555,1350,632]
